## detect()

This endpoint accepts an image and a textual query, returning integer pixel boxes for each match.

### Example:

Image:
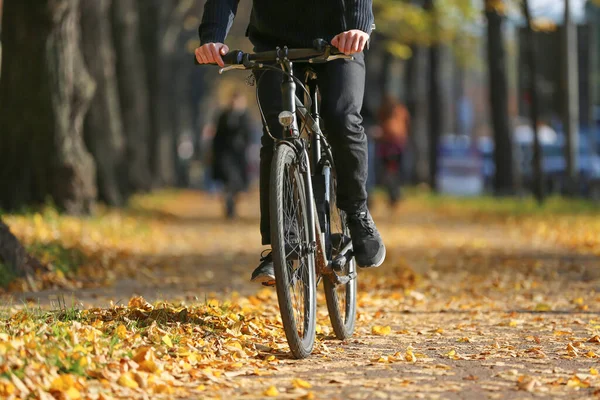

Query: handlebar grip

[221,50,244,65]
[312,38,342,55]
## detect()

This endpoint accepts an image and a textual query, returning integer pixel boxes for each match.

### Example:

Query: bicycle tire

[270,144,317,359]
[322,153,357,340]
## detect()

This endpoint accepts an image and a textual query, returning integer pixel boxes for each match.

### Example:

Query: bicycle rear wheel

[323,154,357,340]
[271,144,316,359]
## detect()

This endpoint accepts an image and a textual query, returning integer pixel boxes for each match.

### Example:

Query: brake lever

[218,64,247,74]
[326,54,354,62]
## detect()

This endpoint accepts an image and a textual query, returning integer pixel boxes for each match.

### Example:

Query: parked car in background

[477,128,600,198]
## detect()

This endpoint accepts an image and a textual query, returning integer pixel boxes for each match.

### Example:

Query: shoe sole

[357,245,386,269]
[251,274,276,287]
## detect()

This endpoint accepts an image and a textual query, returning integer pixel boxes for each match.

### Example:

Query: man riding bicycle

[195,0,386,285]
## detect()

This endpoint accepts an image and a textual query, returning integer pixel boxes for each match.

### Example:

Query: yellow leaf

[116,324,127,339]
[371,325,392,336]
[534,303,552,312]
[266,355,276,362]
[509,320,518,327]
[0,382,16,397]
[162,334,173,348]
[264,386,279,397]
[567,376,590,388]
[50,375,76,392]
[65,387,82,400]
[590,368,598,376]
[207,299,219,308]
[118,372,139,389]
[446,349,456,358]
[292,378,312,389]
[196,385,206,391]
[585,351,597,358]
[133,347,153,363]
[154,384,174,394]
[405,351,417,363]
[139,359,160,373]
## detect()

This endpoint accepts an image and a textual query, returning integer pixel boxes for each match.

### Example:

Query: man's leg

[250,69,283,285]
[256,69,284,246]
[317,53,386,268]
[318,53,368,213]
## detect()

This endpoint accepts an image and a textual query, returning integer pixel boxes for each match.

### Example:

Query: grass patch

[26,241,87,275]
[0,262,16,289]
[402,187,600,218]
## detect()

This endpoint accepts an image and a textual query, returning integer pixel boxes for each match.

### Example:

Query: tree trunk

[138,0,177,187]
[0,219,44,287]
[0,0,97,214]
[522,0,545,203]
[407,46,430,184]
[80,0,127,206]
[111,0,153,192]
[562,0,580,194]
[485,1,515,195]
[425,0,442,191]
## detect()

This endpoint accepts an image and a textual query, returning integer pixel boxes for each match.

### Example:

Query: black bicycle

[198,40,358,358]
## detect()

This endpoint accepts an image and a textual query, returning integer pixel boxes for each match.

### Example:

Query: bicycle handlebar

[193,39,347,67]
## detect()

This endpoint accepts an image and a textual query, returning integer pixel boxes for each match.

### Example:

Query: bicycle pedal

[332,249,353,272]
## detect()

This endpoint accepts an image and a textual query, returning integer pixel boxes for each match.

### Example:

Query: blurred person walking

[377,96,410,207]
[212,91,253,219]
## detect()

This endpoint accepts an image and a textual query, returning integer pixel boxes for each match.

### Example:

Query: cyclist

[195,0,386,285]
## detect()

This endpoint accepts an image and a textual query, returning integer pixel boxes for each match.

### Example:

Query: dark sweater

[199,0,374,48]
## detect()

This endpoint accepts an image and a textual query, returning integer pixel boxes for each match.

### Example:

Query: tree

[111,0,153,192]
[137,0,195,187]
[485,0,514,194]
[80,0,127,206]
[0,219,44,288]
[563,0,580,194]
[0,0,97,213]
[424,0,442,190]
[373,0,479,187]
[522,0,545,203]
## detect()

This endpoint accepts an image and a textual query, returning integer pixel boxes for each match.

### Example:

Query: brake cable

[250,63,313,142]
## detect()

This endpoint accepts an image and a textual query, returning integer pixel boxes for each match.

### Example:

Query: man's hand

[195,43,230,67]
[331,30,369,55]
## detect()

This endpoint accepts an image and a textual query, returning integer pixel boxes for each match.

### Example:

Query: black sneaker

[347,209,386,268]
[251,251,276,286]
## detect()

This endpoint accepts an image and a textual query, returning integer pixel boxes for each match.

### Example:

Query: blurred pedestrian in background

[212,91,253,219]
[377,96,410,208]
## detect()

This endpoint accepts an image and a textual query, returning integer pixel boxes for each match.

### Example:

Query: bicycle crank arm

[331,237,353,272]
[333,271,357,286]
[331,250,353,272]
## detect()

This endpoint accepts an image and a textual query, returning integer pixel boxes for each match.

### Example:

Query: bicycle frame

[277,56,337,279]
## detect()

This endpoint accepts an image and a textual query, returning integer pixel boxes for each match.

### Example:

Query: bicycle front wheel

[270,144,316,359]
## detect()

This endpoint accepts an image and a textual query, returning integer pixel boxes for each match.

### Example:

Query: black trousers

[257,52,368,245]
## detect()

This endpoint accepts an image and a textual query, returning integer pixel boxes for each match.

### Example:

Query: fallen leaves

[517,375,542,392]
[292,378,312,389]
[2,191,600,399]
[371,325,392,336]
[264,385,279,397]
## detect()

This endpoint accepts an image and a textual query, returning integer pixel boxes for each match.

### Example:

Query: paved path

[11,192,600,399]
